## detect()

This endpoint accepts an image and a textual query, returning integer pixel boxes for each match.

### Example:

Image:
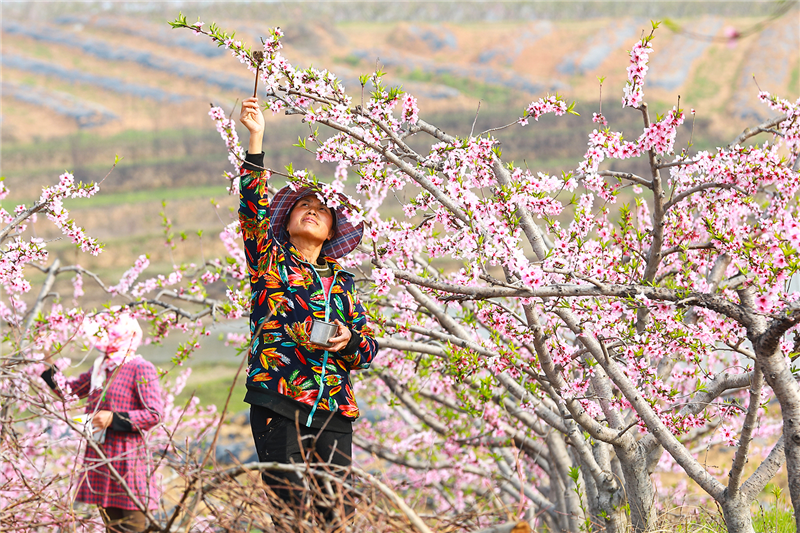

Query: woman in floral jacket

[42,312,162,533]
[238,96,378,523]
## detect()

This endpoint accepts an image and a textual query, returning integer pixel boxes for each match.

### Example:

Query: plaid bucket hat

[270,185,364,259]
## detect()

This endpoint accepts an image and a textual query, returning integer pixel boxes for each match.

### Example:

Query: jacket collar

[284,241,352,278]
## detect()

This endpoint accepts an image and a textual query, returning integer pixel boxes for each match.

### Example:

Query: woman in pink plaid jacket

[42,312,163,533]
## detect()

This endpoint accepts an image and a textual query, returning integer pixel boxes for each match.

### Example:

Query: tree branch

[741,435,786,502]
[728,113,792,148]
[389,266,757,329]
[727,367,764,497]
[597,170,652,187]
[593,343,726,500]
[664,182,748,211]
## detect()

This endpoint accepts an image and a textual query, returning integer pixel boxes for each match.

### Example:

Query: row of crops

[350,49,566,97]
[53,15,227,59]
[3,22,254,96]
[2,54,188,103]
[2,81,117,129]
[2,14,796,130]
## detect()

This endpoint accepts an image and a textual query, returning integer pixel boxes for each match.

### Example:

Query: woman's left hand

[92,410,113,430]
[314,320,351,352]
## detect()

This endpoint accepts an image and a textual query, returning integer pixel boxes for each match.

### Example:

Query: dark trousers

[250,405,353,528]
[99,506,147,532]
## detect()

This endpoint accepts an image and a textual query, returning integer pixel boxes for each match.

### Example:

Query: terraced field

[3,4,796,281]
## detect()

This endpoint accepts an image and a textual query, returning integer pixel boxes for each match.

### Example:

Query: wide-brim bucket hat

[270,185,364,259]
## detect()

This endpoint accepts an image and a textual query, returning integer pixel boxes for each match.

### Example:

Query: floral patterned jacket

[239,161,378,427]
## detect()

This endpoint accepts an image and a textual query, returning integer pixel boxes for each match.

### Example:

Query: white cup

[309,320,338,348]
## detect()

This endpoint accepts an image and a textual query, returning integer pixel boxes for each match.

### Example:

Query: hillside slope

[1,4,797,301]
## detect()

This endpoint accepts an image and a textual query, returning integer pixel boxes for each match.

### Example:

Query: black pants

[99,506,147,532]
[250,405,353,527]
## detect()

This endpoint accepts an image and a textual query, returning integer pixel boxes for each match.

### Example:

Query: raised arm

[238,97,272,290]
[241,96,264,155]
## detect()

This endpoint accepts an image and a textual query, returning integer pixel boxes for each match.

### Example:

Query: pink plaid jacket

[64,357,163,510]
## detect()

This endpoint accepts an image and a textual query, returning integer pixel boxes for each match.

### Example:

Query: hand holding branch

[240,97,265,154]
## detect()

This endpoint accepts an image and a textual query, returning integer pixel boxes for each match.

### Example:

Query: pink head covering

[86,311,143,392]
[86,311,143,359]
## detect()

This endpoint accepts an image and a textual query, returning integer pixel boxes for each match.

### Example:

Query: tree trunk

[720,496,756,533]
[546,433,581,532]
[615,442,658,533]
[585,441,628,533]
[758,352,800,532]
[590,478,627,533]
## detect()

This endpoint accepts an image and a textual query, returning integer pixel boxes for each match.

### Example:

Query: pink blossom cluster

[71,269,84,301]
[578,107,685,200]
[592,112,608,126]
[208,106,245,173]
[372,268,395,296]
[40,173,102,255]
[622,37,653,108]
[402,93,419,124]
[757,90,800,162]
[639,107,684,154]
[109,254,150,295]
[519,94,569,125]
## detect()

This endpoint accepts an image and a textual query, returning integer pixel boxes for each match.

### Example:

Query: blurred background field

[1,0,798,413]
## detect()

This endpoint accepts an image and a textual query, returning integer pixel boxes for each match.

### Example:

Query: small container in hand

[310,319,338,348]
[73,414,107,444]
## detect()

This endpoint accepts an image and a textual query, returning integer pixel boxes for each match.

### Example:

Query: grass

[174,362,249,414]
[753,509,797,533]
[788,64,799,98]
[753,485,797,533]
[60,184,230,209]
[1,126,219,157]
[662,486,797,533]
[665,508,796,533]
[684,48,724,110]
[403,67,522,105]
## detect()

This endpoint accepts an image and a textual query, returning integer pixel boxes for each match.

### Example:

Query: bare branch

[664,182,749,211]
[727,367,764,497]
[728,113,792,148]
[389,266,757,329]
[597,170,652,187]
[0,202,48,244]
[656,157,702,170]
[741,435,786,501]
[593,344,726,500]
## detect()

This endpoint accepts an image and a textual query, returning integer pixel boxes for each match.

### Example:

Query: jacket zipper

[301,259,351,427]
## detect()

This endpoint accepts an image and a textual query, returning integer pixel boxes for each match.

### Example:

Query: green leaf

[567,101,580,116]
[661,19,678,32]
[568,466,580,482]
